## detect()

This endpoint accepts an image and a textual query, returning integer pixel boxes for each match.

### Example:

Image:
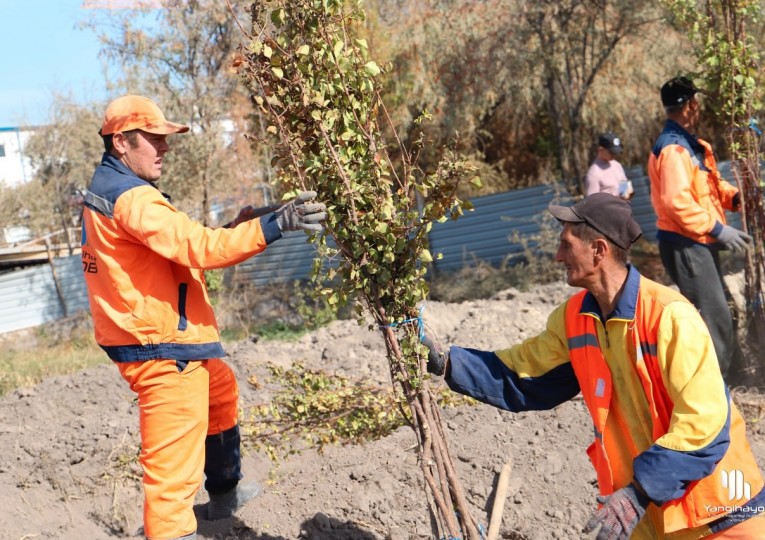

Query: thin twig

[223,0,253,40]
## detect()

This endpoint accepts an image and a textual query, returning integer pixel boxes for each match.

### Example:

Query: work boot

[207,481,262,521]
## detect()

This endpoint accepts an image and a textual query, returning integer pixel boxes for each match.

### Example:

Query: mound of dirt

[1,280,764,540]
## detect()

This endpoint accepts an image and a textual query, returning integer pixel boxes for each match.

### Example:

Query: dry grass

[0,312,106,396]
[429,211,565,302]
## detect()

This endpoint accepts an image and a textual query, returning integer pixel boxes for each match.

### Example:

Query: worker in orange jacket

[81,95,327,540]
[647,76,751,379]
[424,194,765,539]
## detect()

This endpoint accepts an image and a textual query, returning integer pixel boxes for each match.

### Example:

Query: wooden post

[487,461,513,540]
[45,238,68,317]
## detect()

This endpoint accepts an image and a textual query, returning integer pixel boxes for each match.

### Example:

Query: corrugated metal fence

[0,163,742,333]
[0,254,90,333]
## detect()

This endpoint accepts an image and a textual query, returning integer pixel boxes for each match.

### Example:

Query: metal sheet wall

[0,255,89,334]
[1,161,745,333]
[226,165,743,282]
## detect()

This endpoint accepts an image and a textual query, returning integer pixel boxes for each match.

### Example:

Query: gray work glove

[583,483,649,540]
[422,334,449,376]
[714,225,752,252]
[275,191,327,233]
[223,204,280,228]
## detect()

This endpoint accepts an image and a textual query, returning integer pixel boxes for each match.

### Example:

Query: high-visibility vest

[565,286,763,533]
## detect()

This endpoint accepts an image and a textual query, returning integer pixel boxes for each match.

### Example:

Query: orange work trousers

[117,358,239,540]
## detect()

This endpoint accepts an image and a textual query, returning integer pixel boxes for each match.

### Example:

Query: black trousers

[659,240,740,378]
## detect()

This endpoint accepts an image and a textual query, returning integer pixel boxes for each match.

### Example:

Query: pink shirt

[585,158,627,197]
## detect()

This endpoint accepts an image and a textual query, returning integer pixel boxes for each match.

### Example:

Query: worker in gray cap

[424,193,765,539]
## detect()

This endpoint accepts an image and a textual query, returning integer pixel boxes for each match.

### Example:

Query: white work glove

[714,225,752,252]
[275,191,327,233]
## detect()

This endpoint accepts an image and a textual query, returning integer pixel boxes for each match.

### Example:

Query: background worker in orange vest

[648,76,751,380]
[81,95,326,540]
[423,193,765,539]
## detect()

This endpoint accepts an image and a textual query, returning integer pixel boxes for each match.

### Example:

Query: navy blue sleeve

[633,399,731,505]
[445,346,580,412]
[261,213,283,245]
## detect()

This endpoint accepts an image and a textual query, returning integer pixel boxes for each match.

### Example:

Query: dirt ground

[2,279,765,540]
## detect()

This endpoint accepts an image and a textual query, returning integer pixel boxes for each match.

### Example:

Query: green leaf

[364,61,381,77]
[249,40,263,54]
[296,44,310,56]
[272,67,284,79]
[333,40,344,57]
[263,44,273,59]
[419,249,433,263]
[271,8,285,25]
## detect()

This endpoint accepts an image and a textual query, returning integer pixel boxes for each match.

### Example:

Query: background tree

[0,95,102,247]
[85,0,270,225]
[519,0,663,194]
[362,0,686,194]
[661,0,765,385]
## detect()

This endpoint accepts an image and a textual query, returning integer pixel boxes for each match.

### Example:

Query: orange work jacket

[81,153,282,362]
[647,120,739,245]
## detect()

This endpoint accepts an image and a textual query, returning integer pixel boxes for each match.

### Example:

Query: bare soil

[2,280,764,540]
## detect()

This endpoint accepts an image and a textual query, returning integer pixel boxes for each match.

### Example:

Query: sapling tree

[661,0,765,384]
[235,1,483,537]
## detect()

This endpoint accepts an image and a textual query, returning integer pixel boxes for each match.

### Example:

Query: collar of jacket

[662,119,706,154]
[98,152,171,201]
[579,264,641,322]
[100,151,138,177]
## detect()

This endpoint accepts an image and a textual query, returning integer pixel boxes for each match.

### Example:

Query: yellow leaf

[272,67,284,79]
[419,249,433,263]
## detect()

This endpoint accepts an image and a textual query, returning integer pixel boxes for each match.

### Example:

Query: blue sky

[0,0,109,127]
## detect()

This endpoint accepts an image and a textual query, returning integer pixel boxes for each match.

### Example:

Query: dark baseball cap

[661,76,703,107]
[548,193,642,249]
[598,131,623,154]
